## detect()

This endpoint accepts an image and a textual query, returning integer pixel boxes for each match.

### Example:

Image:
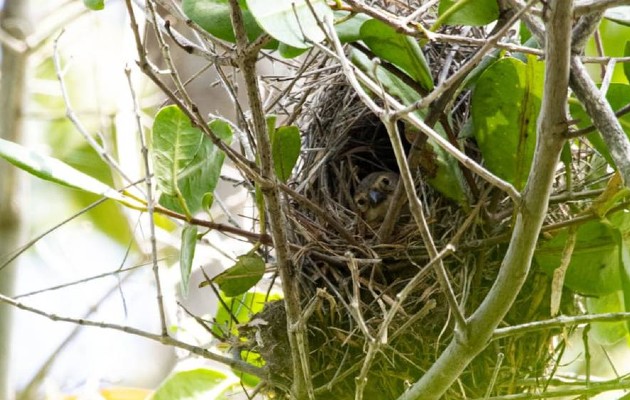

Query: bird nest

[240,10,573,400]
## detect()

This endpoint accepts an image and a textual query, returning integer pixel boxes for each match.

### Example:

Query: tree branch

[398,0,573,397]
[569,57,630,185]
[226,1,311,398]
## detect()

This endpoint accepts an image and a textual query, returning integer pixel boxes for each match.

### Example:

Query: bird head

[354,171,399,226]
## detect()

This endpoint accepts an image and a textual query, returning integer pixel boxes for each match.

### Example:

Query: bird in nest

[354,171,400,228]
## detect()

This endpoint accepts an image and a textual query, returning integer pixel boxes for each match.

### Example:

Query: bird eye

[381,177,390,186]
[356,198,366,206]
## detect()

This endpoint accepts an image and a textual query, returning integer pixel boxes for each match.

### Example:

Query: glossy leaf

[436,0,499,28]
[152,368,236,400]
[246,0,332,49]
[360,19,434,91]
[182,0,277,49]
[471,56,544,190]
[0,138,135,205]
[213,253,265,297]
[536,219,621,296]
[604,6,630,27]
[271,125,301,182]
[180,224,198,297]
[157,114,233,215]
[334,11,371,43]
[624,41,630,83]
[83,0,104,10]
[570,84,630,169]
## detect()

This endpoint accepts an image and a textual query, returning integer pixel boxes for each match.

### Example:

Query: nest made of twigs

[241,9,576,400]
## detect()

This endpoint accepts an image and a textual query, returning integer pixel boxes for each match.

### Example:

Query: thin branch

[569,56,630,185]
[226,1,310,398]
[393,0,540,116]
[0,292,266,379]
[472,379,630,400]
[52,32,137,189]
[18,270,139,400]
[493,311,630,339]
[124,62,168,336]
[575,0,630,16]
[383,118,467,329]
[315,20,520,202]
[399,0,573,397]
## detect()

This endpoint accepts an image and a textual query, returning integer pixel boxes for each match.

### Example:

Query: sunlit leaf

[471,56,544,190]
[246,0,332,49]
[180,224,198,297]
[156,111,233,215]
[152,105,204,197]
[152,368,236,400]
[213,253,265,297]
[536,219,621,296]
[604,6,630,27]
[271,125,301,182]
[182,0,278,49]
[83,0,104,10]
[360,19,433,91]
[436,0,498,28]
[624,41,630,82]
[237,351,263,387]
[212,291,282,338]
[0,138,136,205]
[586,292,629,345]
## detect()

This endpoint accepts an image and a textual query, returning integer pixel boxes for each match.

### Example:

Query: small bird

[354,171,399,227]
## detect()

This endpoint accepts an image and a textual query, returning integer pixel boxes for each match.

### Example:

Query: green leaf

[213,254,265,297]
[570,84,630,169]
[156,111,233,215]
[604,6,630,27]
[608,211,630,334]
[180,224,198,297]
[152,105,204,197]
[212,291,281,338]
[360,19,434,91]
[182,0,278,49]
[624,41,630,83]
[435,0,499,28]
[0,138,134,205]
[202,193,215,214]
[271,126,301,182]
[245,0,332,49]
[334,12,371,43]
[586,292,629,345]
[152,368,235,400]
[536,219,621,296]
[237,351,263,387]
[471,56,544,190]
[62,144,133,245]
[83,0,104,10]
[278,42,309,58]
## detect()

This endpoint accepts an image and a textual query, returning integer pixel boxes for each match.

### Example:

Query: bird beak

[368,189,386,206]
